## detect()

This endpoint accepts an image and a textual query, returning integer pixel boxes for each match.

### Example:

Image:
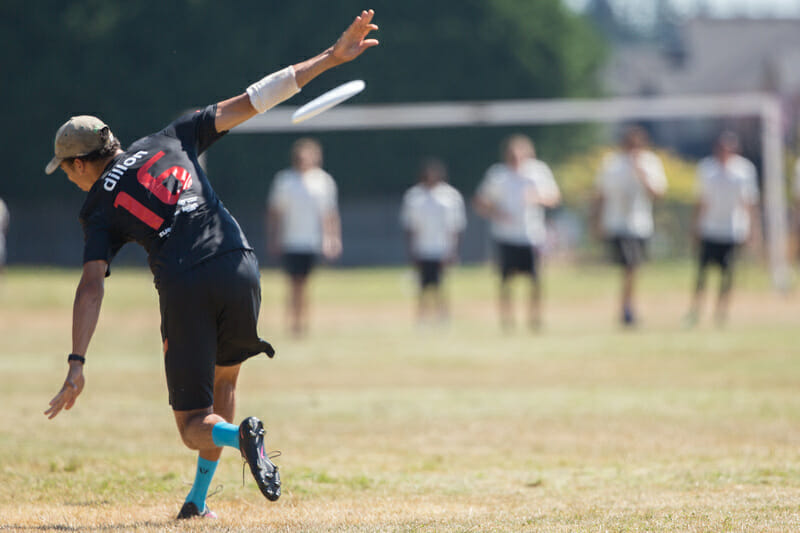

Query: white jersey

[476,159,560,246]
[696,155,759,243]
[267,168,338,253]
[596,150,667,238]
[400,182,466,260]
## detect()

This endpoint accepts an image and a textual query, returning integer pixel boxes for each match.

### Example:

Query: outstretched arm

[215,9,379,133]
[322,210,342,260]
[45,260,107,419]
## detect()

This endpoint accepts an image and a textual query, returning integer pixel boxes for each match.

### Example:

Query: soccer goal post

[233,92,791,290]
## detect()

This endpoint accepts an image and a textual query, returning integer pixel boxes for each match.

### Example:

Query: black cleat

[239,416,281,501]
[176,501,217,519]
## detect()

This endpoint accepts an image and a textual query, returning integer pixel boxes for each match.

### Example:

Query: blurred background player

[473,134,561,331]
[43,9,378,519]
[591,126,667,327]
[400,158,466,324]
[685,131,760,327]
[0,197,8,276]
[267,138,341,337]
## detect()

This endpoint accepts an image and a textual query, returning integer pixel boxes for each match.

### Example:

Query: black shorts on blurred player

[416,259,444,289]
[699,238,738,270]
[607,236,648,269]
[282,252,317,279]
[159,249,274,411]
[496,241,539,281]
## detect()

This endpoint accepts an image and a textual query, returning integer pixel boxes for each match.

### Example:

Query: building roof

[603,18,800,96]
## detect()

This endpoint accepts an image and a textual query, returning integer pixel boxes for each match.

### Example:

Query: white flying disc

[292,80,365,124]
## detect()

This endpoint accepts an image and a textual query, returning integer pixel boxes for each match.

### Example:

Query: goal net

[232,93,790,290]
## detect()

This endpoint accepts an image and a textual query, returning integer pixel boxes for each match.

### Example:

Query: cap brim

[45,156,63,175]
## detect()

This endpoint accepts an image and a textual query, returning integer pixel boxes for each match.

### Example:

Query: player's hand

[493,208,514,224]
[323,237,342,260]
[331,9,379,64]
[45,362,85,419]
[524,186,541,206]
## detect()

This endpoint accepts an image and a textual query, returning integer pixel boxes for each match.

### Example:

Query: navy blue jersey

[79,105,251,288]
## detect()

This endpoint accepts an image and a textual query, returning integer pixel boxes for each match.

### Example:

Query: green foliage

[1,0,606,204]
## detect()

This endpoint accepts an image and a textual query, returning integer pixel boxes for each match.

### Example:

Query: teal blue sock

[185,456,218,510]
[211,421,239,449]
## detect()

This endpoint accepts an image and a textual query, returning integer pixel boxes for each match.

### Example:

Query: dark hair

[500,134,535,160]
[621,125,649,149]
[715,130,740,152]
[66,127,121,164]
[418,157,447,180]
[291,137,322,167]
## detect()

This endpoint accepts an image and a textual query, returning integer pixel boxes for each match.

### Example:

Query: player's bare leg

[528,278,541,331]
[174,364,242,518]
[435,287,449,324]
[685,264,707,327]
[621,267,636,326]
[416,287,429,324]
[715,266,734,327]
[213,364,240,425]
[499,279,514,331]
[288,276,309,336]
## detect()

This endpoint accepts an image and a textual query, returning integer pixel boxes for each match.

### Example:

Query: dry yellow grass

[0,262,798,531]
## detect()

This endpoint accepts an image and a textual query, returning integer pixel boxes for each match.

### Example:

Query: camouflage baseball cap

[45,115,112,175]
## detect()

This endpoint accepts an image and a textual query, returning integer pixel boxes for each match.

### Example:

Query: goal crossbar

[233,93,790,289]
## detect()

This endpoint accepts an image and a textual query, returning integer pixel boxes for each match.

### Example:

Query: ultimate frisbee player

[267,138,341,337]
[400,158,466,323]
[591,126,667,327]
[685,131,759,327]
[44,10,378,519]
[473,135,561,331]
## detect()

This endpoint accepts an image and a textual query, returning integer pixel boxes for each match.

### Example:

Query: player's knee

[178,429,198,450]
[174,410,211,450]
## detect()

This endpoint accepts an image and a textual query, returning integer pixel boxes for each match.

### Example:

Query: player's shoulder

[402,183,423,201]
[485,162,508,178]
[428,182,460,201]
[523,158,553,177]
[598,150,623,171]
[300,167,335,185]
[318,168,336,184]
[640,149,664,165]
[732,154,756,175]
[273,168,297,184]
[697,156,717,174]
[482,163,511,187]
[528,157,551,169]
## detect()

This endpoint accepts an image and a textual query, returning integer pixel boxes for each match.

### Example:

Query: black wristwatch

[68,353,86,365]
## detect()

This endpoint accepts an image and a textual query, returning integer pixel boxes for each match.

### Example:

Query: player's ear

[73,158,86,174]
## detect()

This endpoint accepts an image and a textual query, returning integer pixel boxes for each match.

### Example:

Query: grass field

[1,261,799,532]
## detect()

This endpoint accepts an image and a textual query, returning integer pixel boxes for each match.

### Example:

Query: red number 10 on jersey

[113,151,193,230]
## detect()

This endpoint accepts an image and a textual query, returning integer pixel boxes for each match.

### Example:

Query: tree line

[1,0,605,207]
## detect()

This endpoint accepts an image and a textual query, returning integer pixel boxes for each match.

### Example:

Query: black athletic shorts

[282,251,317,278]
[699,238,738,270]
[416,259,444,289]
[607,236,648,269]
[159,249,275,411]
[496,241,539,281]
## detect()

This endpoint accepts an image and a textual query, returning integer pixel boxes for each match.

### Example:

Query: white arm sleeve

[246,66,301,114]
